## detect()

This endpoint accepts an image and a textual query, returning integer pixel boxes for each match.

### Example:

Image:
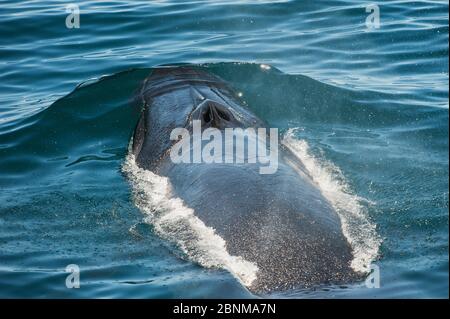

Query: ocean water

[0,0,448,298]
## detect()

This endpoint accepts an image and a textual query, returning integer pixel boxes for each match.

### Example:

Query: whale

[131,66,360,292]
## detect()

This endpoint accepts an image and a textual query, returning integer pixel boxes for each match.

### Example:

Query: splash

[122,151,258,287]
[282,128,381,273]
[123,127,381,287]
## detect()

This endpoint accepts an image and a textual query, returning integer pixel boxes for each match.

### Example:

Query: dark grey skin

[132,66,360,292]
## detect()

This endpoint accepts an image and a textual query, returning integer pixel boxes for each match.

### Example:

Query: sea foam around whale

[122,151,259,287]
[123,131,381,288]
[283,128,381,273]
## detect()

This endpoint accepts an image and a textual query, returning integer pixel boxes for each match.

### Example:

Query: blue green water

[0,1,448,298]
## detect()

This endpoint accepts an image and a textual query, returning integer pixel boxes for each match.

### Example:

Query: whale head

[132,66,265,168]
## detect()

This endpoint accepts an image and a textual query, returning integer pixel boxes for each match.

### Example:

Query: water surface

[0,0,448,298]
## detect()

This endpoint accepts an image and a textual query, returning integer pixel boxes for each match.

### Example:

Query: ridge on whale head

[131,65,362,292]
[132,66,266,170]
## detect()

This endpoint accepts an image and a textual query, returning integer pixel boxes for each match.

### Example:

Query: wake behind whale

[123,66,380,292]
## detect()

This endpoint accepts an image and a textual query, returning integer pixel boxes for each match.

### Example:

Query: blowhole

[216,108,230,121]
[203,108,212,123]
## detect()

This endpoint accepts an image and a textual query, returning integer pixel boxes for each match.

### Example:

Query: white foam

[282,128,381,273]
[123,129,380,285]
[122,151,258,287]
